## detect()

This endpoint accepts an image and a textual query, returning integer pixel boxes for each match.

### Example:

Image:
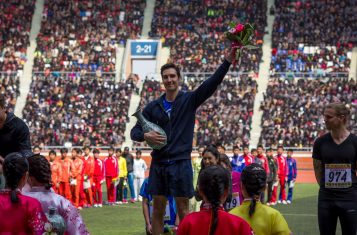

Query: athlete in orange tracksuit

[104,147,119,204]
[82,146,94,207]
[48,150,60,193]
[93,149,105,207]
[58,148,74,200]
[70,148,84,208]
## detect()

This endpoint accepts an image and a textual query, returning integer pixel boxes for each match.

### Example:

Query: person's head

[124,147,130,154]
[71,148,78,159]
[266,148,273,158]
[243,146,249,155]
[0,94,6,130]
[202,145,220,167]
[219,154,232,172]
[233,146,240,156]
[115,148,122,157]
[83,146,90,156]
[160,63,181,93]
[216,144,225,154]
[108,147,114,156]
[198,146,205,158]
[27,155,52,190]
[277,145,284,155]
[60,148,68,158]
[324,103,350,130]
[257,145,264,155]
[136,150,142,159]
[32,146,41,154]
[93,149,100,158]
[49,150,56,161]
[241,163,267,217]
[287,150,293,158]
[251,148,258,157]
[3,152,29,203]
[198,165,230,235]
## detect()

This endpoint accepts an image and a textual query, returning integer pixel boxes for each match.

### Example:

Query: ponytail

[3,152,29,204]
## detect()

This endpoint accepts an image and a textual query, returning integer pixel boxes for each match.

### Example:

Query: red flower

[235,24,244,33]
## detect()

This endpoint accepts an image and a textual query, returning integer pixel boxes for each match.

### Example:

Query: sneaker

[130,199,135,203]
[98,204,103,208]
[118,201,123,205]
[115,201,120,205]
[123,199,128,204]
[282,200,287,204]
[266,202,271,206]
[77,207,83,210]
[94,204,98,208]
[277,200,282,204]
[287,200,291,204]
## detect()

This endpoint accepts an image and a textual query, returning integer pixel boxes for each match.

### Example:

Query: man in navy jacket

[131,51,233,234]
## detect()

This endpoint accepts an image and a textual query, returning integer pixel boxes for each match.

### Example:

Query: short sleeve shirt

[312,133,357,200]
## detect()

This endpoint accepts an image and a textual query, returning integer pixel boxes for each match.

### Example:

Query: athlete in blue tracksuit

[286,150,297,203]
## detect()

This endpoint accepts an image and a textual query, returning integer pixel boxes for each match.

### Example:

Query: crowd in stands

[22,73,135,147]
[137,74,258,147]
[0,1,35,111]
[0,74,19,113]
[150,0,267,73]
[33,0,145,73]
[259,75,356,148]
[270,0,357,74]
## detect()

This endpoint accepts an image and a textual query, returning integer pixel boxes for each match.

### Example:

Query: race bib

[225,193,240,211]
[325,164,352,188]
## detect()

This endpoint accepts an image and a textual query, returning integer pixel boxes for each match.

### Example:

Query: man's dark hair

[0,94,5,108]
[160,63,181,78]
[277,145,284,150]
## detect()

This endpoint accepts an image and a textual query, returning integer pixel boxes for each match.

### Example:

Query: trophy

[132,109,167,150]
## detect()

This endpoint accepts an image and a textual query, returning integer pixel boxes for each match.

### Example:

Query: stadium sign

[131,41,158,57]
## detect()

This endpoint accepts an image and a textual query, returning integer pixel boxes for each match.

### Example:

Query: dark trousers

[318,199,357,235]
[267,180,274,203]
[116,177,125,202]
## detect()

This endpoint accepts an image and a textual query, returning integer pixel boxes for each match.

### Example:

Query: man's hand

[144,131,166,146]
[146,223,153,234]
[0,156,4,174]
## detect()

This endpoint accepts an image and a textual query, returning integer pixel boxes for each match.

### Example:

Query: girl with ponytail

[178,165,252,235]
[24,154,90,235]
[230,163,292,235]
[0,152,47,234]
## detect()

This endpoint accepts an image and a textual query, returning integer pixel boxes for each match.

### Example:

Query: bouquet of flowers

[225,23,258,66]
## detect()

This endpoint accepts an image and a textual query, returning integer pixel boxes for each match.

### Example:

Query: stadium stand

[149,0,267,73]
[0,0,35,111]
[22,73,136,147]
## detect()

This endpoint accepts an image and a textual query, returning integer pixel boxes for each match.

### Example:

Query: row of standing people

[47,146,147,209]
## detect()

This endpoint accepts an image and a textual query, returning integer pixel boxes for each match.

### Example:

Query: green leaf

[229,22,236,28]
[244,45,259,50]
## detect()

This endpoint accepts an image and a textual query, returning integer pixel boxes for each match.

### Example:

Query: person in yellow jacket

[189,146,204,212]
[116,148,128,204]
[230,163,292,235]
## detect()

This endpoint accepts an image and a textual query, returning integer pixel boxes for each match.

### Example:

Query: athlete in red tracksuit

[104,147,119,204]
[242,146,254,168]
[93,149,104,207]
[82,146,95,207]
[275,146,288,204]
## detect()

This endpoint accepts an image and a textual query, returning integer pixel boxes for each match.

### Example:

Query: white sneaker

[277,200,282,204]
[94,204,98,208]
[115,201,120,205]
[282,200,287,204]
[266,202,271,206]
[98,204,102,208]
[287,200,291,204]
[77,207,83,210]
[118,201,123,204]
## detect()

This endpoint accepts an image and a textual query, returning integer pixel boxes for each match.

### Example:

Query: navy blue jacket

[0,112,32,158]
[131,60,231,163]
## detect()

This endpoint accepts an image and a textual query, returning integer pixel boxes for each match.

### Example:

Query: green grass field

[80,184,342,235]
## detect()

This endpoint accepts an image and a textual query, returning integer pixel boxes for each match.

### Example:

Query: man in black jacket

[131,51,233,234]
[0,94,32,189]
